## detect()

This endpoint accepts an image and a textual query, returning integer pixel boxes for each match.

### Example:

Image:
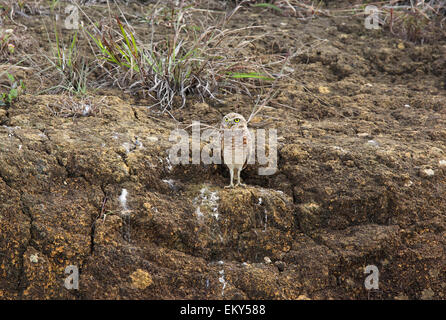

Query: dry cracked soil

[0,0,446,300]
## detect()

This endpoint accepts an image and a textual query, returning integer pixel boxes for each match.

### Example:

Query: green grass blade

[252,3,282,12]
[228,72,275,81]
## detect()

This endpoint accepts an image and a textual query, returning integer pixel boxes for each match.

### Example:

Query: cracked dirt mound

[1,1,446,299]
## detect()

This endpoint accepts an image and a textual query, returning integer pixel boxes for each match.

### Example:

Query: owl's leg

[224,167,234,188]
[235,167,246,187]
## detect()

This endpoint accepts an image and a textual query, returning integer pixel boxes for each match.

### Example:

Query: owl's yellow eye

[234,118,240,123]
[225,118,229,122]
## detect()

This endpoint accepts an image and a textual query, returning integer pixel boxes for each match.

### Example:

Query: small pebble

[367,140,379,147]
[318,86,330,94]
[420,168,435,178]
[404,180,413,187]
[357,132,370,138]
[29,254,39,263]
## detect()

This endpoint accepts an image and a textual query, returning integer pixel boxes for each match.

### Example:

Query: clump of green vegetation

[252,3,283,12]
[40,25,91,95]
[84,2,278,111]
[0,72,24,106]
[49,0,59,12]
[0,28,15,60]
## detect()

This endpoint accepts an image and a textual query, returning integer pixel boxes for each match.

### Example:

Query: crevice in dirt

[131,106,140,121]
[115,145,132,174]
[16,192,33,298]
[0,172,13,191]
[0,109,10,126]
[0,172,29,299]
[89,184,108,255]
[89,217,97,256]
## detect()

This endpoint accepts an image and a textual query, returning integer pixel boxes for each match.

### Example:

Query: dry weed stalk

[46,95,105,118]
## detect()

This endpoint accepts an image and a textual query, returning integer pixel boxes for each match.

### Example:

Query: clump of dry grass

[45,95,105,118]
[384,0,446,43]
[269,0,330,18]
[0,0,46,24]
[82,1,283,111]
[224,0,330,18]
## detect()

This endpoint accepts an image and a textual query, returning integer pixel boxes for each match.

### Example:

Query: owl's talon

[236,183,246,187]
[224,184,234,189]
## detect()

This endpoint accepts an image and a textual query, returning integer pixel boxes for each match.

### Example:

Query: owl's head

[221,112,247,129]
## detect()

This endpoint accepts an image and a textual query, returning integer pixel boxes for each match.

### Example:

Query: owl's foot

[224,184,234,189]
[235,182,246,187]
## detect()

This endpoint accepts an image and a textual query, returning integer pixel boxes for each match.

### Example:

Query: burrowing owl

[220,112,252,188]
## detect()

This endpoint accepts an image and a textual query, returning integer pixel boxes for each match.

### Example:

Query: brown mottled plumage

[220,112,252,188]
